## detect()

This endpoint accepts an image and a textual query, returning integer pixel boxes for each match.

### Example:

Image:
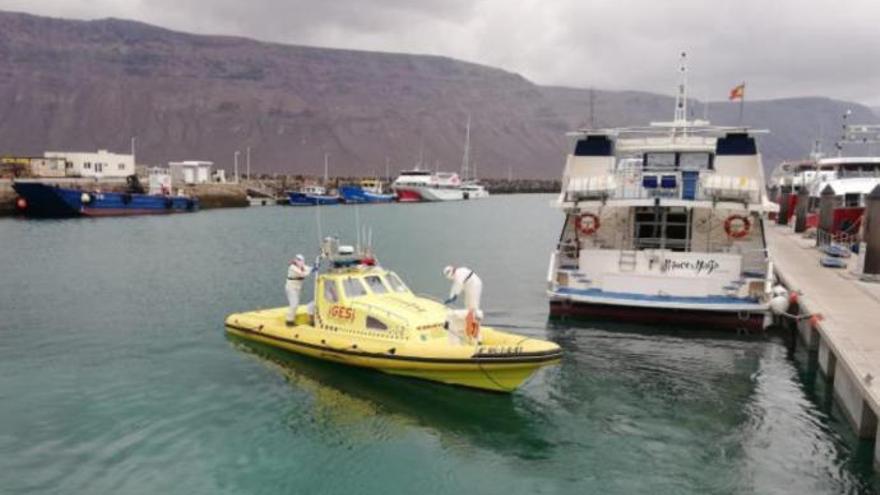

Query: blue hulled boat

[287,185,341,206]
[13,181,198,218]
[339,180,395,204]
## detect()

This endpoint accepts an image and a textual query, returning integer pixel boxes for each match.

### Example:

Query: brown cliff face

[0,11,876,178]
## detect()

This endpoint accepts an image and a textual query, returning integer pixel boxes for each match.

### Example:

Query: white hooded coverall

[286,262,312,323]
[448,267,483,318]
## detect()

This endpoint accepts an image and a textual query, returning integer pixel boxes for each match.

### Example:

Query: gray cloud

[3,0,880,105]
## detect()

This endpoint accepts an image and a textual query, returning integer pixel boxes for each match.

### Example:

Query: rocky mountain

[0,10,876,178]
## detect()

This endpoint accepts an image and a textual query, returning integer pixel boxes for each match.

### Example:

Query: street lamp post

[234,151,240,183]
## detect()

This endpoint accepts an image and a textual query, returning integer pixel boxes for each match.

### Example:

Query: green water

[0,195,877,494]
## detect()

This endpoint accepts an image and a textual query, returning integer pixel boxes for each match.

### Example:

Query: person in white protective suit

[443,265,483,319]
[285,254,313,325]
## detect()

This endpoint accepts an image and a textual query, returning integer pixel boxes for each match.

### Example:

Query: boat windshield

[323,280,339,303]
[384,272,409,293]
[364,275,389,294]
[341,277,368,298]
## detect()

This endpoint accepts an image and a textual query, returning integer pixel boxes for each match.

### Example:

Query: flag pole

[737,82,745,126]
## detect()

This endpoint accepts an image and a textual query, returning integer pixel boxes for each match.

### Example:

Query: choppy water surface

[0,195,877,494]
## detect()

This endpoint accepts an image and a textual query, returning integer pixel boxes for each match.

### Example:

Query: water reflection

[226,335,557,461]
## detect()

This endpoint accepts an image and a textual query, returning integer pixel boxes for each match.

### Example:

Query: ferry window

[323,280,339,303]
[366,316,388,331]
[341,277,368,298]
[385,272,409,293]
[118,163,125,170]
[844,193,861,207]
[84,162,91,169]
[820,165,834,171]
[644,153,676,170]
[679,152,713,171]
[364,275,389,294]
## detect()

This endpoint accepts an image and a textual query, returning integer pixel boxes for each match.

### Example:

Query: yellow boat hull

[225,307,561,393]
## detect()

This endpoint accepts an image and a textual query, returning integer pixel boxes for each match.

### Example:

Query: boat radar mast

[650,51,709,135]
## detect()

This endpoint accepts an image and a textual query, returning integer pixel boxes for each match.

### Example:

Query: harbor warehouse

[44,150,135,178]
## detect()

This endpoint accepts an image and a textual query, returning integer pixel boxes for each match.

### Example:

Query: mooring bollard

[864,185,880,275]
[794,187,808,233]
[816,185,836,247]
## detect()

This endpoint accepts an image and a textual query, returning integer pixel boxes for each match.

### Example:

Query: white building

[44,149,135,178]
[169,161,213,185]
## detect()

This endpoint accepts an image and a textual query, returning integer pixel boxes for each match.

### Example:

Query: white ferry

[803,155,880,232]
[391,169,463,202]
[546,56,778,331]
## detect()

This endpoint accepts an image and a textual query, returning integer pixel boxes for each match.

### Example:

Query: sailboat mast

[461,115,471,181]
[323,153,329,184]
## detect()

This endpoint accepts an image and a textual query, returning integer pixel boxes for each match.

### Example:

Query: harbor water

[0,195,877,494]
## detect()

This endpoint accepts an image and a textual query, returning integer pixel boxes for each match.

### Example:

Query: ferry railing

[564,171,761,204]
[815,228,860,250]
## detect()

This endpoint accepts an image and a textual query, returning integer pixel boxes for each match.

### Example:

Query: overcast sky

[3,0,880,105]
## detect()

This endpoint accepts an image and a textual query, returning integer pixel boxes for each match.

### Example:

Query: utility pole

[234,150,240,183]
[246,146,251,181]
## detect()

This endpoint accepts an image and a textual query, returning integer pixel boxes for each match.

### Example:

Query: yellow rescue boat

[225,242,561,393]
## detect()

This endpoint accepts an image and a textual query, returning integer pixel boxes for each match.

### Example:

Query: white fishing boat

[546,54,780,331]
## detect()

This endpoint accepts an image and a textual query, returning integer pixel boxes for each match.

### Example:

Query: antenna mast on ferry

[673,51,688,134]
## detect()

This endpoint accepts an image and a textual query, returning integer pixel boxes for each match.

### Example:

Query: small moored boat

[225,239,561,392]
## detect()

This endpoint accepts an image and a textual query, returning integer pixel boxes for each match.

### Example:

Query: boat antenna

[673,51,688,135]
[589,87,595,128]
[354,204,362,252]
[703,88,709,121]
[836,109,851,157]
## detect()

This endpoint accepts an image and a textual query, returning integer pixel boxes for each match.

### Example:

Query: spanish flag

[729,83,745,101]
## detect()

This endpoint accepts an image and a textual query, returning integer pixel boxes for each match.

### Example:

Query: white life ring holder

[575,213,601,236]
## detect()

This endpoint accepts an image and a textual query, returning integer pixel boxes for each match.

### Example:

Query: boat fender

[122,193,132,205]
[724,214,751,239]
[186,199,195,210]
[788,291,799,305]
[81,192,92,204]
[15,197,27,210]
[164,198,173,209]
[465,310,480,339]
[575,213,600,236]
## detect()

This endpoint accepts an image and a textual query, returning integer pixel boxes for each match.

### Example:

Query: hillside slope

[0,11,876,178]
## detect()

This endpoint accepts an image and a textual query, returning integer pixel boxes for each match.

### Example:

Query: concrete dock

[766,224,880,469]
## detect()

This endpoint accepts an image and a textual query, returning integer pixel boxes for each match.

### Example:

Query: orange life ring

[575,213,600,236]
[465,310,480,338]
[724,214,751,239]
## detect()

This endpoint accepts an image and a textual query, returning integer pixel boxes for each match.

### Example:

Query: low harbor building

[169,161,213,185]
[43,149,135,178]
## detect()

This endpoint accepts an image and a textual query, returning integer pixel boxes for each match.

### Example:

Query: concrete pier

[767,225,880,469]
